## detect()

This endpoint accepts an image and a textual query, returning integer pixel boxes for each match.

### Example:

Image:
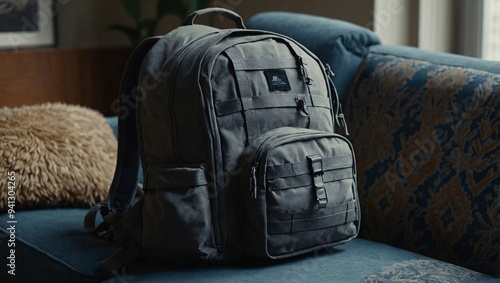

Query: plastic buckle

[307,155,328,209]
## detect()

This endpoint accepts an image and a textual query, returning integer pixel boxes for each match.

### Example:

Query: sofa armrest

[247,12,380,103]
[346,44,500,276]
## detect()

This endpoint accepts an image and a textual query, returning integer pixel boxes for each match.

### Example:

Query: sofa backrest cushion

[345,45,500,277]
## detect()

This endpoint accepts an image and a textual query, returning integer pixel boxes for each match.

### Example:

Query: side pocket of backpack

[142,164,218,261]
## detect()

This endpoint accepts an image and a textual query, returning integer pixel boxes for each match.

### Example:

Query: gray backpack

[85,8,359,269]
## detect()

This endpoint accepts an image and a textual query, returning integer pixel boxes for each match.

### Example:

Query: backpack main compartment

[135,24,339,261]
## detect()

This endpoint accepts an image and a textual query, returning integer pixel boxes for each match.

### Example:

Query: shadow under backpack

[85,8,360,270]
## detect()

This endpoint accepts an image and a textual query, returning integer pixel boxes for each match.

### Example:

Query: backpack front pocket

[239,127,359,259]
[142,164,217,261]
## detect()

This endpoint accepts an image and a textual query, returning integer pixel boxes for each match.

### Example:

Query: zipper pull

[325,63,335,77]
[337,104,349,136]
[298,56,313,86]
[250,163,258,199]
[325,63,349,135]
[296,97,309,116]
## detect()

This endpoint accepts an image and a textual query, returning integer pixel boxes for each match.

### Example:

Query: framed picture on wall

[0,0,56,50]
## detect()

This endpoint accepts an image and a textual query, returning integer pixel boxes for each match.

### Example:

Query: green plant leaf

[157,0,189,20]
[118,0,141,22]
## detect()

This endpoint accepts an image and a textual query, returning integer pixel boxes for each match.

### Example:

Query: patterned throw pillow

[0,103,117,211]
[346,52,499,276]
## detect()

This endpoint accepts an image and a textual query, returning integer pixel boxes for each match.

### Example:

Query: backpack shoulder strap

[108,36,160,213]
[85,36,160,237]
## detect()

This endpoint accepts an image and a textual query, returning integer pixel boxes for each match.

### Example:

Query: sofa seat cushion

[0,209,492,283]
[345,45,500,276]
[0,209,123,283]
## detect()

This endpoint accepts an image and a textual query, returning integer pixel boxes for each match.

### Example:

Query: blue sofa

[1,12,498,282]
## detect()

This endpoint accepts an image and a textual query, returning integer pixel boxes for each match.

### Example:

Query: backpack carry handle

[183,8,246,29]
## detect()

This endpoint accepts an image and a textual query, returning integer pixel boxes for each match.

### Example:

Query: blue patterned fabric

[362,260,491,282]
[346,49,500,277]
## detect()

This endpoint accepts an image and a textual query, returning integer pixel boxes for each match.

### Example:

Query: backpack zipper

[168,41,202,162]
[324,64,349,135]
[167,32,224,162]
[250,163,259,198]
[167,30,238,255]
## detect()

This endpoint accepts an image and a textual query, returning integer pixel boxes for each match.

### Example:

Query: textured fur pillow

[0,103,117,211]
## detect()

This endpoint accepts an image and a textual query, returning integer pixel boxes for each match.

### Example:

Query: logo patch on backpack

[264,69,291,91]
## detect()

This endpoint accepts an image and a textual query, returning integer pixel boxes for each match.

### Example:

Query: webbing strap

[308,154,328,208]
[279,40,322,130]
[84,37,160,236]
[268,200,357,234]
[225,48,261,143]
[268,167,354,190]
[106,37,160,214]
[225,40,328,141]
[266,154,353,179]
[84,203,111,238]
[84,203,125,239]
[145,165,208,189]
[215,94,331,116]
[232,57,297,71]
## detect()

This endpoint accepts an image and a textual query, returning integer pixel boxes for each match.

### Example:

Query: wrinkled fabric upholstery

[346,49,500,276]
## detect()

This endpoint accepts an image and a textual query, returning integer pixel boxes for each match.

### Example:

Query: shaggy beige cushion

[0,103,117,211]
